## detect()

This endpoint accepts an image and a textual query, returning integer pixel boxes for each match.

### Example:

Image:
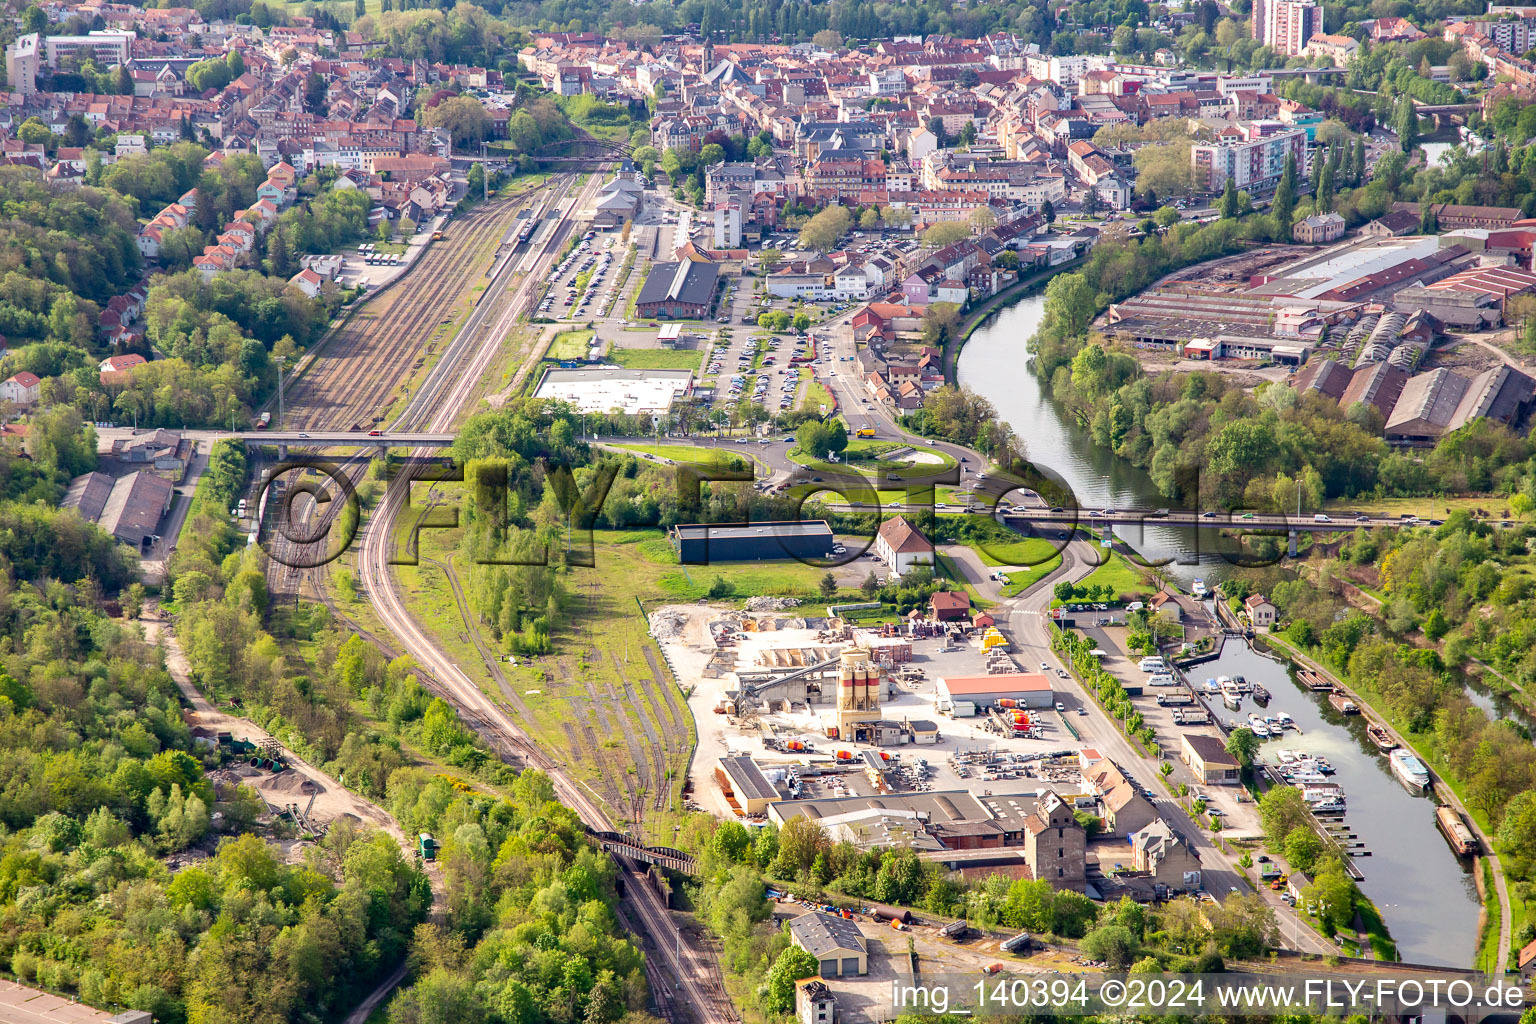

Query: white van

[1314,513,1332,523]
[1138,657,1166,672]
[1148,674,1176,687]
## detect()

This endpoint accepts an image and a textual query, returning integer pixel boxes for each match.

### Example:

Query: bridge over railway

[589,830,697,874]
[534,136,635,166]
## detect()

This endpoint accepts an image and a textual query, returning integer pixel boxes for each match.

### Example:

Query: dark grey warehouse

[670,520,836,563]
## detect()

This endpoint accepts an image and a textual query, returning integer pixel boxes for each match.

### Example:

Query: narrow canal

[957,299,1486,966]
[1207,639,1482,968]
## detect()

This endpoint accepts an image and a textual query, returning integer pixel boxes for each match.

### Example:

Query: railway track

[281,176,572,432]
[353,169,739,1024]
[258,167,735,1024]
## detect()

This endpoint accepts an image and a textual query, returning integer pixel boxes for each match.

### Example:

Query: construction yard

[646,602,1099,823]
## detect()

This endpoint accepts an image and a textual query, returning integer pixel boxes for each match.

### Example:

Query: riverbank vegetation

[1029,258,1528,508]
[1252,509,1536,964]
[1255,786,1396,959]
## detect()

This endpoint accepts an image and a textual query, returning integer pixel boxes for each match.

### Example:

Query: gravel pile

[649,609,689,639]
[745,596,801,611]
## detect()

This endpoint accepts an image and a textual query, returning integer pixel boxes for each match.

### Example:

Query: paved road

[998,549,1337,955]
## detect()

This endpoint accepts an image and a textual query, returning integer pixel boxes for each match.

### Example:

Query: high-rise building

[1191,124,1309,192]
[5,34,39,97]
[1253,0,1325,56]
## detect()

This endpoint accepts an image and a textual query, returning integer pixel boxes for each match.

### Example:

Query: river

[957,298,1485,966]
[957,295,1231,588]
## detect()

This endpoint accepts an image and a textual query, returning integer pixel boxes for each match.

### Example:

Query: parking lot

[537,230,620,321]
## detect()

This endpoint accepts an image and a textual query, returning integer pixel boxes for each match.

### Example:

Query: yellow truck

[854,427,876,438]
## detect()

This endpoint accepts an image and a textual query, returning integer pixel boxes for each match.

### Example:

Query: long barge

[1436,805,1478,856]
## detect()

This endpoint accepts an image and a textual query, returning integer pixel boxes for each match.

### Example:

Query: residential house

[1129,819,1203,888]
[1244,594,1277,628]
[1295,212,1346,243]
[0,371,41,408]
[874,515,934,577]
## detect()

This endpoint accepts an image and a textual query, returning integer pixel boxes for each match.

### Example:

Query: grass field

[1060,548,1154,602]
[799,369,834,414]
[392,513,701,842]
[1324,494,1519,518]
[606,443,755,470]
[546,329,595,361]
[608,347,705,371]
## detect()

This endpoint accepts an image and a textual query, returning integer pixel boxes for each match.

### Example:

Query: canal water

[957,298,1485,967]
[1206,638,1483,967]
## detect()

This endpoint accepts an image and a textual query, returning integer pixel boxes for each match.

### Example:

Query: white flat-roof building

[532,366,693,415]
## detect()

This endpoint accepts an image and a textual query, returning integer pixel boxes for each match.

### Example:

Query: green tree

[819,572,837,599]
[1081,924,1140,969]
[766,947,819,1012]
[1395,96,1419,153]
[798,205,852,251]
[1284,825,1324,872]
[1220,176,1239,220]
[1225,727,1259,770]
[1272,152,1296,242]
[861,572,880,599]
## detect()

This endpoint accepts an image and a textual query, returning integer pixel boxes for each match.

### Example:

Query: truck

[950,700,977,718]
[854,427,876,438]
[256,411,271,429]
[1156,692,1193,707]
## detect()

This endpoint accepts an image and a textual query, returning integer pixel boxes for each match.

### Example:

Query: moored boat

[1328,689,1360,715]
[1246,714,1270,738]
[1192,578,1209,599]
[1390,747,1431,792]
[1298,667,1334,690]
[1252,683,1271,704]
[1366,723,1397,751]
[1275,711,1294,730]
[1436,805,1477,856]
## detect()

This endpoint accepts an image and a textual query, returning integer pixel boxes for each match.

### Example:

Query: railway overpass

[249,430,456,447]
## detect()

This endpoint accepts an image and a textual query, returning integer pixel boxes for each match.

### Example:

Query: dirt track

[144,610,401,838]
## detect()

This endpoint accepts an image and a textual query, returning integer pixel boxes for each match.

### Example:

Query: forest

[0,494,428,1023]
[1259,507,1536,961]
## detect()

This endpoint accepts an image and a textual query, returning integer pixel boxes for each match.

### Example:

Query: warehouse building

[670,520,835,563]
[635,261,721,319]
[533,366,693,415]
[789,913,868,978]
[715,755,780,815]
[63,469,174,551]
[936,672,1054,709]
